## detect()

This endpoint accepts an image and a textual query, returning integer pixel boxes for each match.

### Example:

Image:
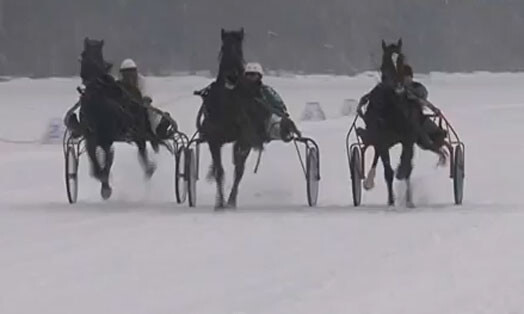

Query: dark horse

[198,28,271,209]
[357,39,446,207]
[79,38,155,200]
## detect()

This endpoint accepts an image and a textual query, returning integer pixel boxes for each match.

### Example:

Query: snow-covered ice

[0,72,523,314]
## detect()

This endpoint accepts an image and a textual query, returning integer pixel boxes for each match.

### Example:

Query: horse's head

[218,28,245,87]
[80,37,112,84]
[380,38,405,89]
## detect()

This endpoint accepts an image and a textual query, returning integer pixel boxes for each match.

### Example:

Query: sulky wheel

[65,145,79,204]
[453,145,465,205]
[306,147,320,207]
[186,148,198,207]
[350,146,363,207]
[175,147,187,204]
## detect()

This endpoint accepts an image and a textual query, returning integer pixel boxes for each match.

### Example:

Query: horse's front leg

[396,141,414,181]
[227,142,251,208]
[136,140,156,179]
[364,146,380,191]
[379,149,395,206]
[86,135,103,180]
[99,144,114,200]
[208,141,226,210]
[397,141,415,208]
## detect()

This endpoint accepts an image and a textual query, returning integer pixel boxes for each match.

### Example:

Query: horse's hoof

[151,142,160,153]
[363,179,375,190]
[214,205,226,211]
[437,156,447,167]
[145,163,157,179]
[214,197,226,211]
[406,201,416,209]
[226,201,237,209]
[101,184,112,200]
[436,148,448,167]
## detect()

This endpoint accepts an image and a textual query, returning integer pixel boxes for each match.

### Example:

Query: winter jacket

[260,84,288,117]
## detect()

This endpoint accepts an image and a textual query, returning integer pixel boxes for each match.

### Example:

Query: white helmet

[245,62,264,77]
[120,58,137,71]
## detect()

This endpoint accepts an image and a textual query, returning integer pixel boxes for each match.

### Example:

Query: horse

[78,38,156,200]
[356,39,434,207]
[360,41,450,206]
[197,28,272,210]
